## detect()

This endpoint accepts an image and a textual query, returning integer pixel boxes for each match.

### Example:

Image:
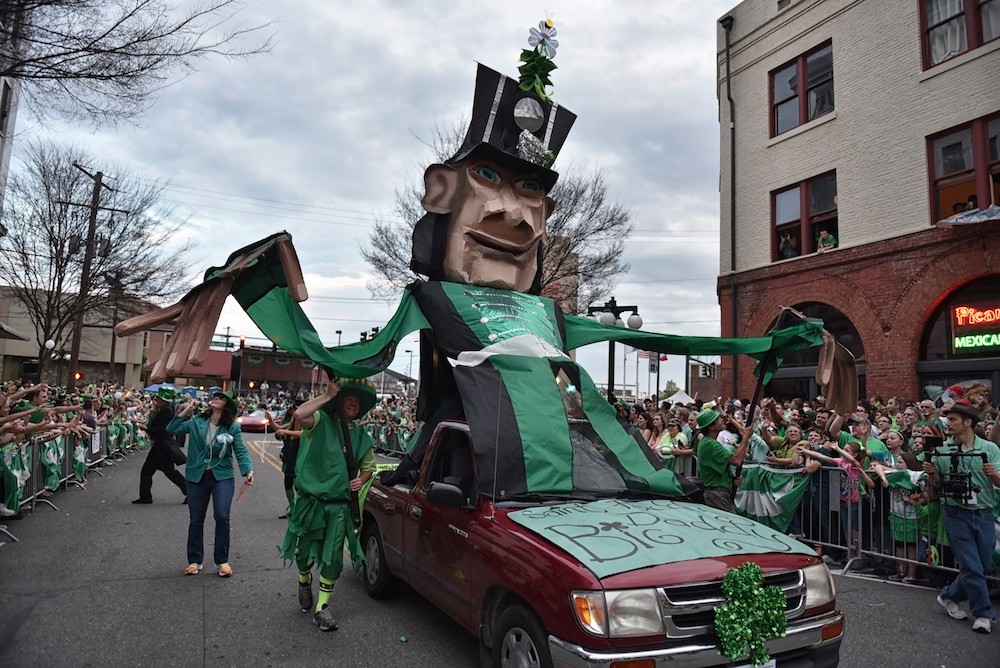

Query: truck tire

[361,522,399,599]
[493,604,552,668]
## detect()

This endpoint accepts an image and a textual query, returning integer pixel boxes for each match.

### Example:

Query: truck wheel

[493,604,552,668]
[361,522,398,599]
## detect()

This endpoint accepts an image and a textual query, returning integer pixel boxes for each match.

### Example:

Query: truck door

[403,426,477,628]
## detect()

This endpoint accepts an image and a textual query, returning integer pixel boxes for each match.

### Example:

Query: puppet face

[422,159,552,291]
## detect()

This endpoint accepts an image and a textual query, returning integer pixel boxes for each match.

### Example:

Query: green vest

[295,411,374,502]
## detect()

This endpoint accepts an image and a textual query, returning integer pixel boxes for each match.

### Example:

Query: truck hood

[507,498,815,580]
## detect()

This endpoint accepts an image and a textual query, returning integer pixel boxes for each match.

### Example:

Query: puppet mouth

[467,222,541,256]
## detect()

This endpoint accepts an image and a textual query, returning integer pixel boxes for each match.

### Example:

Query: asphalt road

[1,437,996,667]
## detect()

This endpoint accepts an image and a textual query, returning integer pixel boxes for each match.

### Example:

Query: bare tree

[361,121,631,314]
[0,140,189,378]
[0,1,273,125]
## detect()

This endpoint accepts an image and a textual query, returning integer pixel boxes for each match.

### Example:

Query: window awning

[935,204,1000,228]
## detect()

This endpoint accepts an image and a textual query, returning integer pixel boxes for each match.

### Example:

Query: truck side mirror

[427,481,467,507]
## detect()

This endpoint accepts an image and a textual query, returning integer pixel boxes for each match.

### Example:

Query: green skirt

[279,495,364,579]
[890,514,918,543]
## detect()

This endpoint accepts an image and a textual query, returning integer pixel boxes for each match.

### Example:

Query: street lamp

[404,349,414,379]
[335,330,342,346]
[586,297,642,402]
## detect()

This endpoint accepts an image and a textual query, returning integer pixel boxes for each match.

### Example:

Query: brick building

[716,0,1000,402]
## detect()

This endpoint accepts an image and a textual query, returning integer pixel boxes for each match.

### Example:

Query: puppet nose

[497,187,524,226]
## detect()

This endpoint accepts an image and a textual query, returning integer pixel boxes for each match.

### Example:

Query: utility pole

[106,269,124,383]
[63,164,128,392]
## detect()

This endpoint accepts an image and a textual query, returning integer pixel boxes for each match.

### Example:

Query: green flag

[734,464,813,533]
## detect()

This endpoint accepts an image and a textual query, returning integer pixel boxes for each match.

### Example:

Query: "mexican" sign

[952,304,1000,353]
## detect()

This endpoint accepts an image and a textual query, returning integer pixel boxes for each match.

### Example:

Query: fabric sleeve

[358,447,376,473]
[166,415,193,435]
[230,424,252,476]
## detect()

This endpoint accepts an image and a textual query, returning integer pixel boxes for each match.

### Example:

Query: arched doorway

[766,303,866,403]
[917,274,1000,406]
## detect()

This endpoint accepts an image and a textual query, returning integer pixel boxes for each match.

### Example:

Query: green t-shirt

[933,436,1000,511]
[837,431,887,463]
[295,411,375,502]
[818,234,837,248]
[697,437,733,490]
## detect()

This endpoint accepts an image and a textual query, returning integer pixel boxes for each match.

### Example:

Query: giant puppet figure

[117,20,857,502]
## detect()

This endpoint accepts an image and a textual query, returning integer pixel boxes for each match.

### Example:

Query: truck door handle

[410,506,422,520]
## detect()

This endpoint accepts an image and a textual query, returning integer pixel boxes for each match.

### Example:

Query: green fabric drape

[563,315,826,384]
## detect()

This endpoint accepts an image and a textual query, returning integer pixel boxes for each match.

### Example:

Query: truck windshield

[555,368,628,497]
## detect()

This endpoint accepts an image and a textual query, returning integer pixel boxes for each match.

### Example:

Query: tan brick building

[716,0,1000,402]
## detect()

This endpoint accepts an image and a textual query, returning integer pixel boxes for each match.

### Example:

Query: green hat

[696,408,721,431]
[330,378,377,419]
[156,386,177,402]
[211,389,238,413]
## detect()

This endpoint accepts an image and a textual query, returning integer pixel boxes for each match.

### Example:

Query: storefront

[918,274,1000,406]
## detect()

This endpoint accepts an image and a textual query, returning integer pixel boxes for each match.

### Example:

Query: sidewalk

[0,442,478,667]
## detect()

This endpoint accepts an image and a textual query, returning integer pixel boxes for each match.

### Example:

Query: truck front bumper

[549,609,843,668]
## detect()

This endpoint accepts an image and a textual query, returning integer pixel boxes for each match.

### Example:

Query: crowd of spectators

[0,380,165,519]
[616,390,1000,586]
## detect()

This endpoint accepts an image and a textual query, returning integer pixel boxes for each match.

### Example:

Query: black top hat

[448,63,576,191]
[943,401,981,423]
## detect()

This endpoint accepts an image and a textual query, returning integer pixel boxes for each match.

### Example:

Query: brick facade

[718,225,1000,399]
[717,0,1000,401]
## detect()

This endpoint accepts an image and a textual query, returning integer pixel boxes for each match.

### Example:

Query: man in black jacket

[133,386,188,504]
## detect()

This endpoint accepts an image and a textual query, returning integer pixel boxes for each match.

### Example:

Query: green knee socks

[316,577,335,611]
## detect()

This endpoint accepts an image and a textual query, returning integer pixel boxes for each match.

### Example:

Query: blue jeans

[186,470,235,566]
[941,505,997,620]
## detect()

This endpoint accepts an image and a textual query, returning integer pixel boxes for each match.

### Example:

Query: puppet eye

[475,166,501,184]
[517,178,543,193]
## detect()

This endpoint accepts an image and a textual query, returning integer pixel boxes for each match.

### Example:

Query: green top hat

[155,385,177,402]
[211,389,238,414]
[696,408,721,431]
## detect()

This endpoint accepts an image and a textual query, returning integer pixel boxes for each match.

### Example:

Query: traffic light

[371,326,380,336]
[360,332,368,342]
[239,334,246,349]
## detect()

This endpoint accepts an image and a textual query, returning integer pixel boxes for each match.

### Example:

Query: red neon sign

[954,305,1000,327]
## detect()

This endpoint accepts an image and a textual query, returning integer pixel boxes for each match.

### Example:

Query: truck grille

[659,569,804,639]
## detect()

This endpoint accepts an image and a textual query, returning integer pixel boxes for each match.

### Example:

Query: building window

[921,0,1000,68]
[770,42,834,137]
[772,171,838,261]
[928,112,1000,221]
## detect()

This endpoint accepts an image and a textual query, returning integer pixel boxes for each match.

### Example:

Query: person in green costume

[695,408,751,512]
[281,378,376,632]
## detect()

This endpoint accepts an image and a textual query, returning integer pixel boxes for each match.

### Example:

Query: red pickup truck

[362,420,843,668]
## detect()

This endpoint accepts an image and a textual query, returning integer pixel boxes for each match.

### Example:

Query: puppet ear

[545,196,556,217]
[422,164,458,214]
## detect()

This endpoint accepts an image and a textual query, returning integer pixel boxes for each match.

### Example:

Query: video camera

[924,436,988,502]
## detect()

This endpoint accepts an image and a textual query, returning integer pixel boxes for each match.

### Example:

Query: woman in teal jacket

[168,390,253,577]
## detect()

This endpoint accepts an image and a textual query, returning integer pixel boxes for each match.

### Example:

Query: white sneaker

[937,594,969,620]
[0,505,15,518]
[972,617,992,634]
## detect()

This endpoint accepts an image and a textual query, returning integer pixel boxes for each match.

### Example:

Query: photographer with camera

[923,401,1000,634]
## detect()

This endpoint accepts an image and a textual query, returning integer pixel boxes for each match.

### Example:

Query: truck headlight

[803,563,836,611]
[572,589,664,638]
[606,589,664,637]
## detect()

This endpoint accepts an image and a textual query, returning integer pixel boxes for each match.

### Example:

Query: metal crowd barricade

[788,464,855,562]
[841,471,1000,588]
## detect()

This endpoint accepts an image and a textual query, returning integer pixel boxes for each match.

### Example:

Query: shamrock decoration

[714,562,787,667]
[518,18,559,100]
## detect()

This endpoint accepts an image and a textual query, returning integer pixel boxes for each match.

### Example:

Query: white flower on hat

[528,20,558,57]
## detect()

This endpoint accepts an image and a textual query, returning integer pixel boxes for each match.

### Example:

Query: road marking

[246,440,282,472]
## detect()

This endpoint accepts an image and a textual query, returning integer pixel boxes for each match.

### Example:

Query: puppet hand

[114,234,307,383]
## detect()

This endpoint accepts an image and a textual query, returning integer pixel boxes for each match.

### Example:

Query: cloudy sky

[17,0,737,394]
